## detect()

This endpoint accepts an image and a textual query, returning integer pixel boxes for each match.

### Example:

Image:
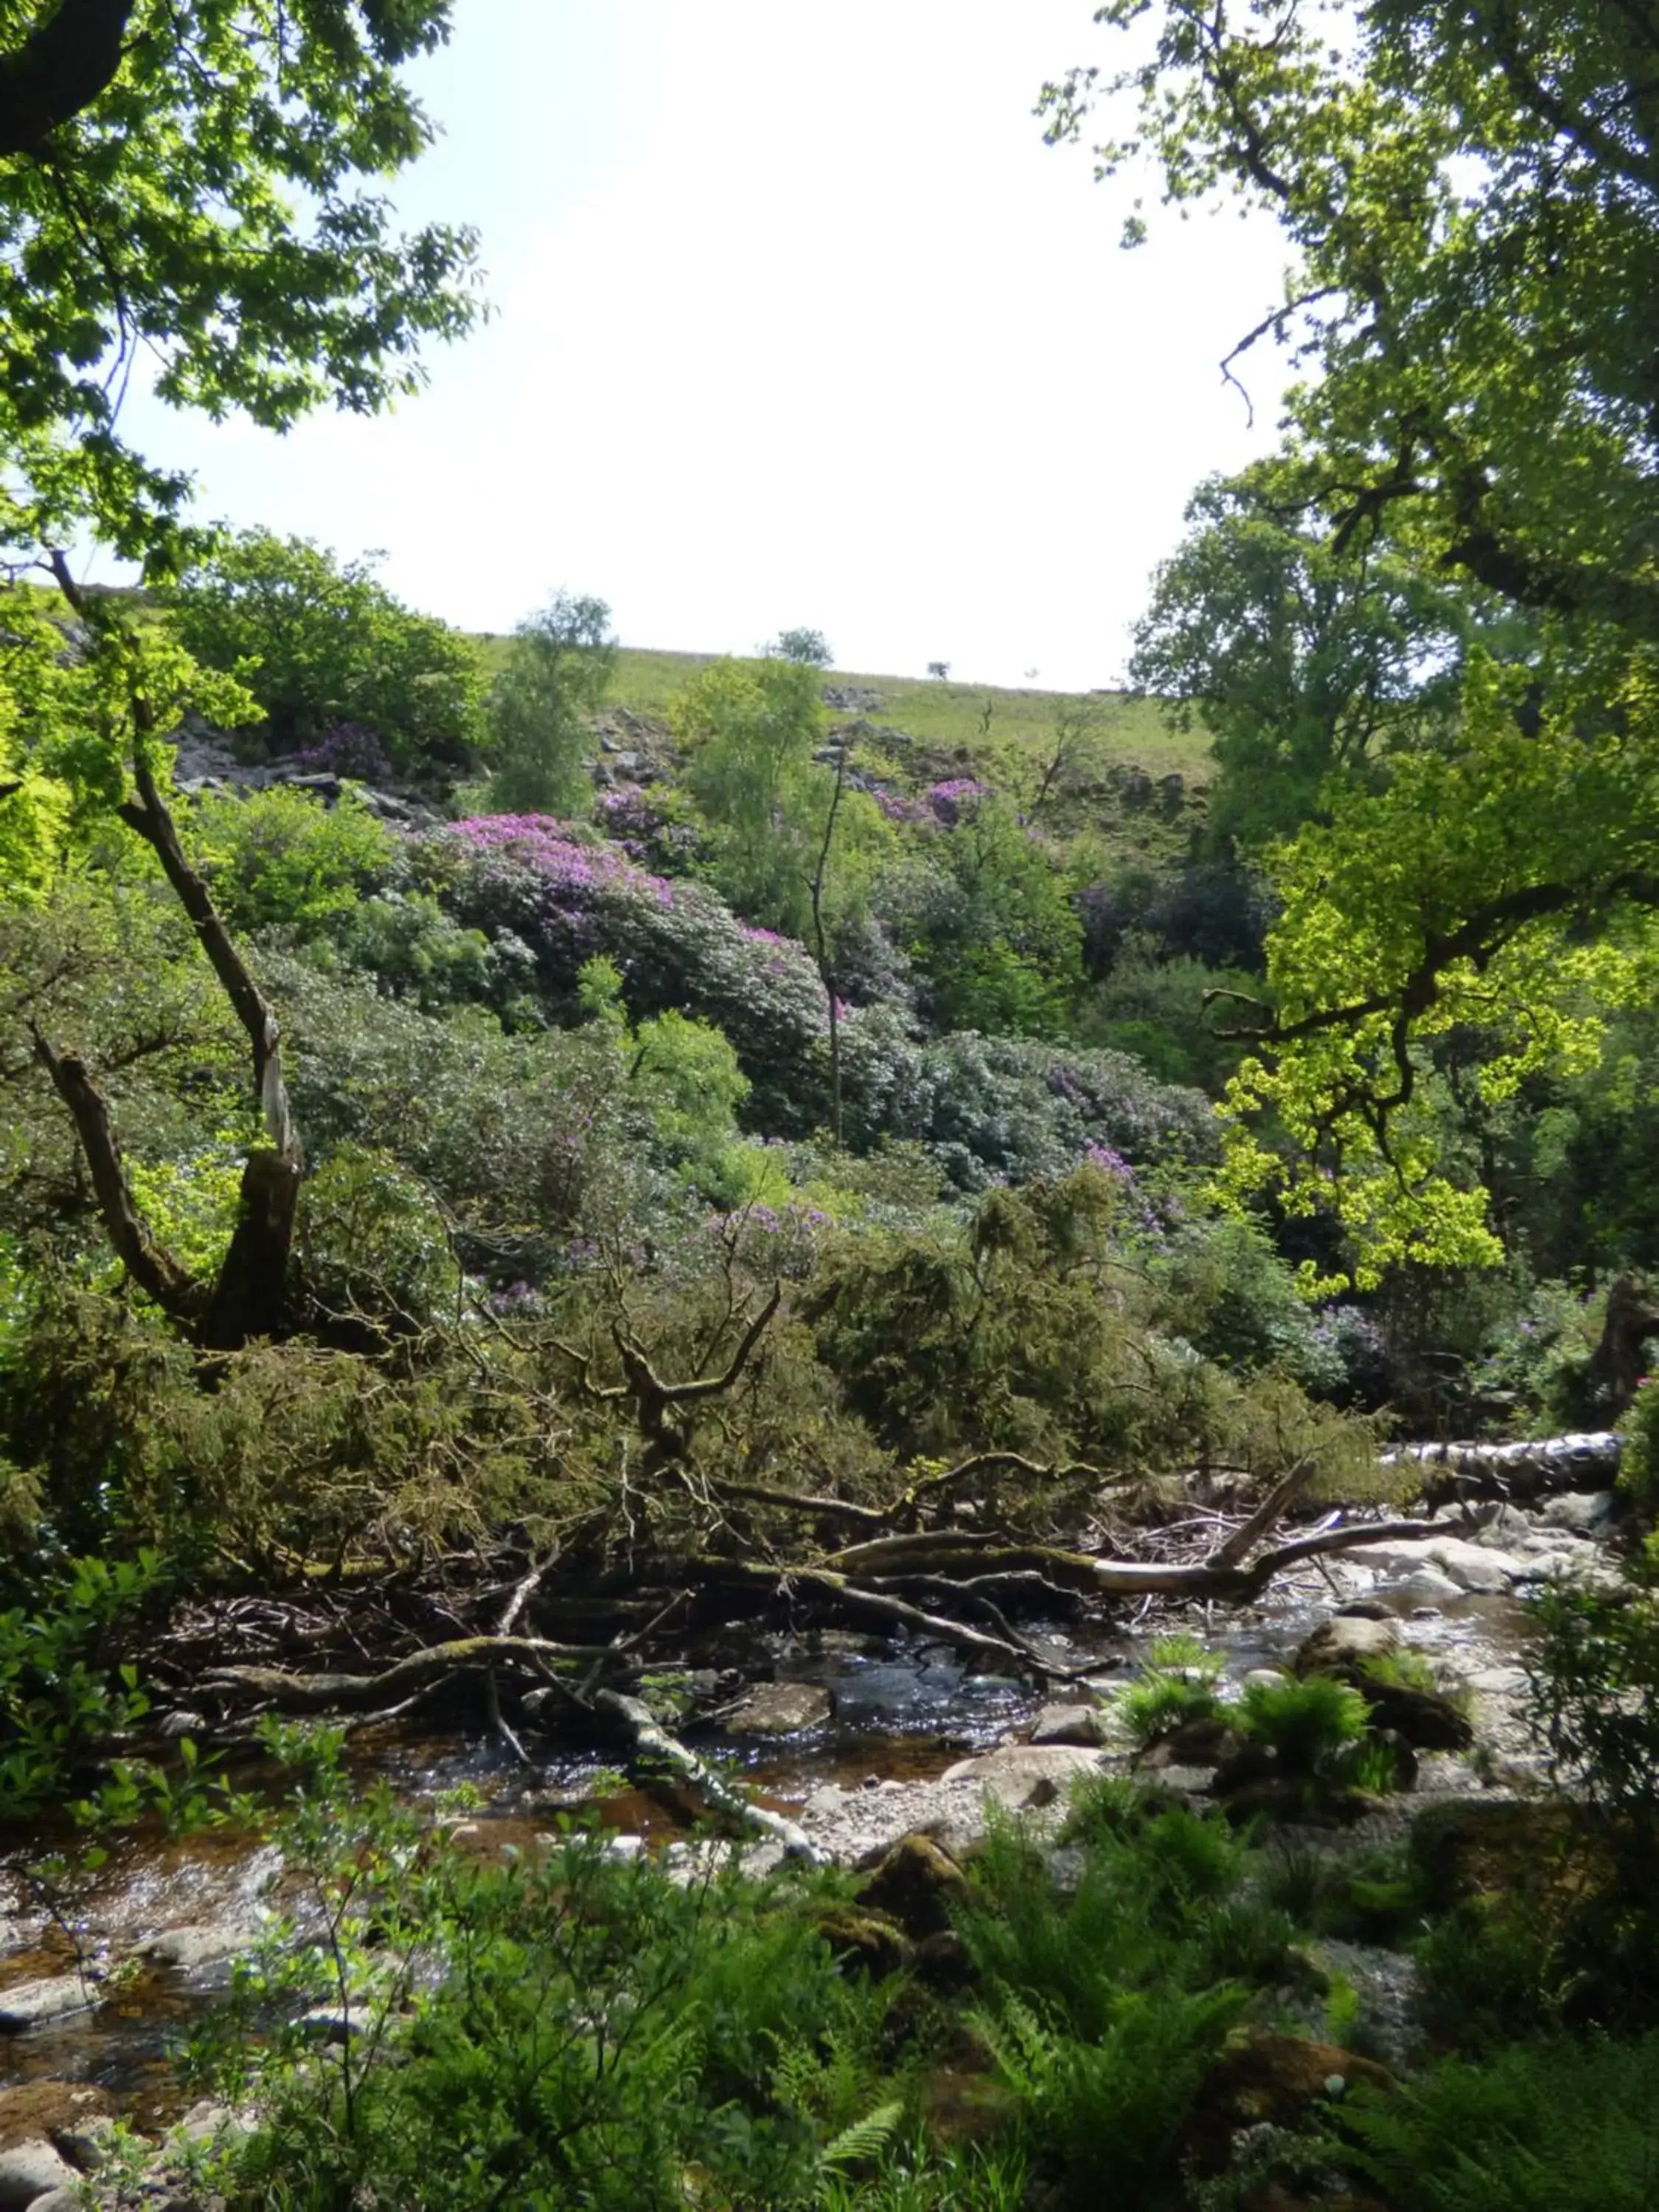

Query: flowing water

[0,1567,1541,2132]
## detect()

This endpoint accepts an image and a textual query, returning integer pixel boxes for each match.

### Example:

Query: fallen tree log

[1385,1432,1623,1507]
[690,1557,1101,1678]
[588,1688,823,1863]
[192,1514,1461,1732]
[201,1635,609,1712]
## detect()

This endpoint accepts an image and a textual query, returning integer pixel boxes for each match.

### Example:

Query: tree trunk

[201,1149,303,1350]
[41,561,305,1349]
[0,0,134,156]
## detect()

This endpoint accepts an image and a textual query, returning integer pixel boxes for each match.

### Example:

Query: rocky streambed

[0,1471,1630,2205]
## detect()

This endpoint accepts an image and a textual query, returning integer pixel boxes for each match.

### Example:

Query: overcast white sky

[113,3,1295,691]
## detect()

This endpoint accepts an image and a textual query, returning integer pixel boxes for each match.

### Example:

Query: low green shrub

[1619,1373,1659,1520]
[956,1801,1266,2207]
[1413,1898,1562,2052]
[1524,1573,1659,1848]
[189,785,396,936]
[192,1728,946,2212]
[0,1552,164,1816]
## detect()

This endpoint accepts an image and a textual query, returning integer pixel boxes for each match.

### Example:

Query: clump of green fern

[1116,1632,1228,1747]
[954,1799,1266,2206]
[1333,2031,1659,2211]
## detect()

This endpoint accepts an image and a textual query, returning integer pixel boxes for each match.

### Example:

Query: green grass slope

[469,639,1216,871]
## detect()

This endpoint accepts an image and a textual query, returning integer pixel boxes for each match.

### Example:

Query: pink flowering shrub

[422,817,835,1129]
[926,777,990,825]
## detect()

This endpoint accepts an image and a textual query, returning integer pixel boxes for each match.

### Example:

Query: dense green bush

[1618,1375,1659,1520]
[1237,1675,1370,1778]
[1525,1573,1659,1850]
[887,798,1084,1038]
[0,1551,164,1815]
[1152,1217,1349,1392]
[267,956,675,1271]
[162,530,485,771]
[1077,932,1256,1093]
[841,1018,1218,1191]
[189,785,397,935]
[195,1747,1290,2212]
[1116,1633,1226,1747]
[191,1735,947,2212]
[421,817,836,1131]
[959,1798,1262,2208]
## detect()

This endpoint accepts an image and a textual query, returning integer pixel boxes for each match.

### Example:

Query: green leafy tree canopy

[163,529,485,771]
[1048,1,1659,1277]
[0,0,481,569]
[1133,462,1484,850]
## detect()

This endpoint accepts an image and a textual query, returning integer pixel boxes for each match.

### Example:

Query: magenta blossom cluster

[927,777,990,825]
[593,785,672,859]
[291,722,394,783]
[1082,1141,1133,1180]
[872,787,930,826]
[447,815,678,910]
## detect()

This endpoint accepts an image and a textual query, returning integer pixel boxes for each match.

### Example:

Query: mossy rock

[1408,1798,1605,1913]
[1184,2026,1394,2177]
[812,1907,912,1977]
[855,1831,971,1940]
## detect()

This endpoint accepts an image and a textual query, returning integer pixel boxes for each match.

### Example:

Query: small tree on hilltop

[486,591,616,817]
[772,627,832,668]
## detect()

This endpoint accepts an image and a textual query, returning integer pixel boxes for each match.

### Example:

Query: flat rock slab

[1027,1702,1110,1748]
[1294,1614,1399,1674]
[0,1978,98,2034]
[1394,1568,1464,1606]
[939,1743,1104,1809]
[1368,1536,1524,1594]
[0,2138,79,2211]
[722,1683,833,1736]
[1540,1491,1618,1535]
[137,1921,253,1972]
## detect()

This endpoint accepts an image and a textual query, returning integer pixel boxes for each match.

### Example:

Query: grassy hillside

[472,639,1206,776]
[470,637,1216,871]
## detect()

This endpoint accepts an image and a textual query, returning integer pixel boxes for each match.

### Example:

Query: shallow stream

[0,1562,1540,2134]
